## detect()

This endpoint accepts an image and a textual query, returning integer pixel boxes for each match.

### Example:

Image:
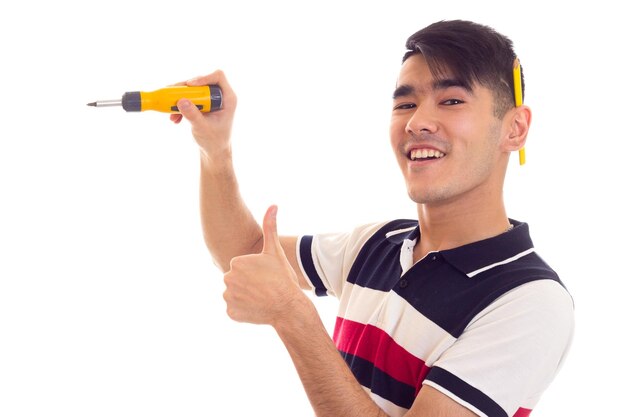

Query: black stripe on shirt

[342,352,416,410]
[426,366,507,417]
[299,235,328,296]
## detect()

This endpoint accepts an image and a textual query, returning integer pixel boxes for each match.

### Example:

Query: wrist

[199,146,233,173]
[272,293,320,337]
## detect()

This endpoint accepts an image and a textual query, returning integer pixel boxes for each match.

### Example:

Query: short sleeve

[423,279,575,417]
[296,222,386,298]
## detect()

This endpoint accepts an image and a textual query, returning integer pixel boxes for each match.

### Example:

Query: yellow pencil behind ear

[513,58,526,165]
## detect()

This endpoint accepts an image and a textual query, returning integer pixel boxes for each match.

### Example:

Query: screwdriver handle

[121,85,222,113]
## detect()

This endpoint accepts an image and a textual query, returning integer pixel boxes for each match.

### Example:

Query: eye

[393,103,417,111]
[441,98,465,105]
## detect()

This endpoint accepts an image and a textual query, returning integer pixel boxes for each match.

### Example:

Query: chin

[406,185,451,205]
[407,189,431,205]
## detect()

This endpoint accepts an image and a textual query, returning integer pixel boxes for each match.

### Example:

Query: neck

[414,190,510,262]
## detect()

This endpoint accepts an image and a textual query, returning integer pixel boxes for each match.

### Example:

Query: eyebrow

[392,78,473,100]
[392,84,414,100]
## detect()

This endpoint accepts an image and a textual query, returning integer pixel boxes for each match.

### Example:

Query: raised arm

[171,71,306,286]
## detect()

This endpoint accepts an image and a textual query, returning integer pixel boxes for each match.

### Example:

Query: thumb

[177,98,205,124]
[262,205,285,256]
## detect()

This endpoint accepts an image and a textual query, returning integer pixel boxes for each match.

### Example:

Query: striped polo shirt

[297,219,574,417]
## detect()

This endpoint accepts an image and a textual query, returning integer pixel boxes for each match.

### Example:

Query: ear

[501,105,532,152]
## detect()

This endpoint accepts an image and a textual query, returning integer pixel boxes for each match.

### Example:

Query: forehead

[398,54,439,83]
[395,54,490,99]
[399,54,433,79]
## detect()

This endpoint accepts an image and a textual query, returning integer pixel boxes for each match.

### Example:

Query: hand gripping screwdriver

[87,85,222,113]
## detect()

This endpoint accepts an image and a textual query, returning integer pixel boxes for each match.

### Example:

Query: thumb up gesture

[223,206,302,326]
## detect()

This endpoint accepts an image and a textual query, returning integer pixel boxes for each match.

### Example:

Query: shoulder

[430,280,575,415]
[472,279,574,328]
[301,218,418,253]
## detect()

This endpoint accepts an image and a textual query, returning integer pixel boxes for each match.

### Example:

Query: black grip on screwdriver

[121,91,142,112]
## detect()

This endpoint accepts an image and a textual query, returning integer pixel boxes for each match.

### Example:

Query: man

[171,20,574,417]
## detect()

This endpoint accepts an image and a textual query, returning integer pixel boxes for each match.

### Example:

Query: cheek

[447,114,479,139]
[451,115,501,153]
[389,117,406,146]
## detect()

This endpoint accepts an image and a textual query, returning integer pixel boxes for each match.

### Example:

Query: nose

[405,105,437,136]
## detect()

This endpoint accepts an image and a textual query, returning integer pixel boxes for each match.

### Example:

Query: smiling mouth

[409,149,446,161]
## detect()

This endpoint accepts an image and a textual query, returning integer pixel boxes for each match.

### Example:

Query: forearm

[274,298,388,417]
[199,151,262,271]
[173,70,260,271]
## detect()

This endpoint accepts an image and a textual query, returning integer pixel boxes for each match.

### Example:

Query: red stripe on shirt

[513,407,532,417]
[333,317,431,390]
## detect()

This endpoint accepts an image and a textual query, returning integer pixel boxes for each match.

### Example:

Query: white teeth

[410,149,445,160]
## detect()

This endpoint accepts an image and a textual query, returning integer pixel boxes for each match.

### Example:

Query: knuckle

[223,273,233,288]
[229,256,241,269]
[225,306,239,321]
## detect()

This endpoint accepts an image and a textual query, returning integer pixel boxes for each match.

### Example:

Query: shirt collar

[387,220,535,278]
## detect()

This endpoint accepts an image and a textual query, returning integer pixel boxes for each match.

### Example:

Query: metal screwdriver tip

[87,102,96,107]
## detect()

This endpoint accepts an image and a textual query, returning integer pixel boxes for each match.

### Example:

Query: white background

[0,0,623,415]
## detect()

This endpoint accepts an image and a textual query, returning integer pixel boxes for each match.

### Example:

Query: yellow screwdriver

[87,85,222,113]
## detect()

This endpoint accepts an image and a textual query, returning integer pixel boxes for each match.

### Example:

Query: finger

[184,69,227,87]
[169,79,195,124]
[176,98,205,124]
[185,70,237,110]
[262,205,285,256]
[171,70,228,89]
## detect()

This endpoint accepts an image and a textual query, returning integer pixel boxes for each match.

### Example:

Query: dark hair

[403,20,524,118]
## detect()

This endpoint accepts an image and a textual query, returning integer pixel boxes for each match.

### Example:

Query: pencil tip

[86,102,96,107]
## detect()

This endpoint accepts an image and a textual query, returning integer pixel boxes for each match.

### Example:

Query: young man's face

[389,54,509,206]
